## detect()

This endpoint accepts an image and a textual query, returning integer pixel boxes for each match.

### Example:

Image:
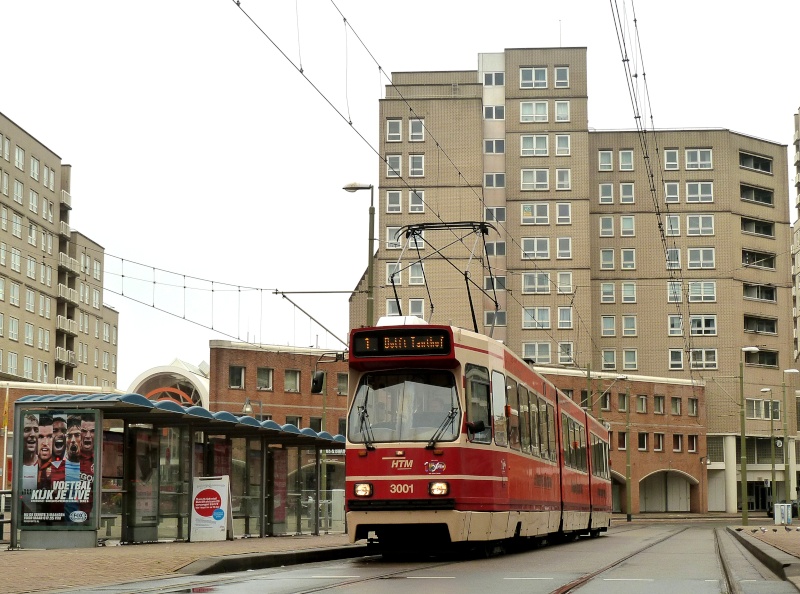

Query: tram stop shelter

[10,393,345,549]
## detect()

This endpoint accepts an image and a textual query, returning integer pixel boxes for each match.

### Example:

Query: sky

[2,1,798,390]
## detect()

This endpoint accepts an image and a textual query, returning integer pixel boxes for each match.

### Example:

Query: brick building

[208,341,349,436]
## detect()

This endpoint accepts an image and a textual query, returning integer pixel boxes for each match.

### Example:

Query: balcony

[59,220,71,238]
[55,376,76,385]
[58,252,81,275]
[61,190,72,210]
[55,347,77,367]
[56,314,79,336]
[57,283,79,306]
[795,152,800,167]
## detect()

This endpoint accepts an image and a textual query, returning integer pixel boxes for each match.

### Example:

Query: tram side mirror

[467,420,486,434]
[311,370,325,394]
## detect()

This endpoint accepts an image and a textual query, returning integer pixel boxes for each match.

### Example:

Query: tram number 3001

[389,483,414,494]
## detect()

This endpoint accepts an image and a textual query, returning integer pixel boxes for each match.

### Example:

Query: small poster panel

[190,475,233,541]
[129,427,159,527]
[17,409,99,529]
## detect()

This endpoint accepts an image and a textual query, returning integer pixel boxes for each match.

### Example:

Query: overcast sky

[2,1,798,390]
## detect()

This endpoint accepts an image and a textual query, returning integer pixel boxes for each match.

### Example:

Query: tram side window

[538,397,550,460]
[507,377,521,450]
[465,364,492,443]
[546,402,557,461]
[578,424,587,472]
[518,385,531,454]
[529,392,541,457]
[562,414,575,468]
[492,371,508,447]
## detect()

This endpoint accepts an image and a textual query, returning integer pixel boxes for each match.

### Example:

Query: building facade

[349,48,795,514]
[209,341,349,436]
[0,112,118,388]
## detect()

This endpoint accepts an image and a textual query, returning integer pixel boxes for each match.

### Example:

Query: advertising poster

[130,428,159,527]
[17,409,99,529]
[273,448,287,523]
[190,475,232,541]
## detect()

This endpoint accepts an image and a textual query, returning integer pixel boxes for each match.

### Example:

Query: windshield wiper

[426,407,459,449]
[358,406,376,450]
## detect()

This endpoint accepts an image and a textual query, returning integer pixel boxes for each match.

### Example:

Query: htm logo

[391,459,413,469]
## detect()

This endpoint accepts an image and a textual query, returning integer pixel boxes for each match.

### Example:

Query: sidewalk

[0,533,366,594]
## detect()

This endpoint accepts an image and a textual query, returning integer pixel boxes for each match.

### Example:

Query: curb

[726,527,800,581]
[176,544,370,575]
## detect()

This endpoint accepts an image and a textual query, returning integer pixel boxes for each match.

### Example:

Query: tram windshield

[348,370,461,444]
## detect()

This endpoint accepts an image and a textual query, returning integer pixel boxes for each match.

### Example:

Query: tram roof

[14,393,345,448]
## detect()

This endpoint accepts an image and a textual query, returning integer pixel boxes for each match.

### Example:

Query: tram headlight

[354,483,373,497]
[428,481,449,496]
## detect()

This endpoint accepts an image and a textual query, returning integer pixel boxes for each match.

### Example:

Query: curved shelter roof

[14,393,345,447]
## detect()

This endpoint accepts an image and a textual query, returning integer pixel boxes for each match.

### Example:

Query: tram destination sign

[352,328,451,357]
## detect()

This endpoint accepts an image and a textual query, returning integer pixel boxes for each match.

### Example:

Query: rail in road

[60,522,798,594]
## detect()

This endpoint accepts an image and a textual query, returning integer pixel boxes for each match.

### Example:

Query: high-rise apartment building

[349,48,794,513]
[0,112,118,388]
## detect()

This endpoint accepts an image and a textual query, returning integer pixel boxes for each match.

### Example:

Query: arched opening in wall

[640,469,697,512]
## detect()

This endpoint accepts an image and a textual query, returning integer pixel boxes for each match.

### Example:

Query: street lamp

[343,182,375,327]
[783,369,799,502]
[740,346,760,525]
[761,387,775,509]
[242,397,263,421]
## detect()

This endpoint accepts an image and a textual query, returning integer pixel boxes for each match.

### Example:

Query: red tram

[344,317,611,551]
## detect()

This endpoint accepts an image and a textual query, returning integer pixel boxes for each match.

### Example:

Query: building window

[623,350,637,370]
[386,299,400,316]
[15,146,24,171]
[601,282,615,303]
[741,217,773,237]
[620,183,634,204]
[484,105,505,120]
[687,182,713,203]
[484,276,506,291]
[618,431,627,451]
[668,314,683,336]
[688,398,698,417]
[665,215,680,236]
[484,310,507,327]
[409,155,424,177]
[599,183,613,204]
[620,216,635,237]
[558,342,574,365]
[556,203,572,225]
[336,373,348,396]
[484,72,504,86]
[522,237,549,259]
[522,272,550,294]
[386,226,401,249]
[522,203,549,225]
[229,365,245,389]
[739,151,772,173]
[520,101,548,122]
[664,149,679,170]
[556,168,571,190]
[409,118,424,142]
[688,435,698,453]
[520,67,547,88]
[554,66,569,88]
[741,184,773,206]
[744,315,777,334]
[557,237,572,259]
[522,342,550,364]
[602,350,616,370]
[285,415,301,428]
[386,190,401,213]
[664,182,679,203]
[521,168,549,190]
[654,395,665,414]
[690,314,717,336]
[689,281,716,302]
[688,214,714,235]
[555,134,570,155]
[636,394,647,413]
[523,307,550,329]
[386,154,401,177]
[386,119,401,142]
[671,397,682,415]
[622,315,637,337]
[285,370,300,392]
[742,249,775,269]
[601,316,615,337]
[619,150,633,171]
[621,248,636,270]
[688,247,715,269]
[686,149,712,169]
[555,101,570,122]
[669,349,684,370]
[621,282,636,303]
[257,367,273,390]
[667,281,682,303]
[485,139,505,154]
[599,150,613,171]
[558,307,573,329]
[521,135,548,156]
[690,349,717,369]
[600,249,614,270]
[484,173,505,188]
[557,272,573,294]
[409,299,424,318]
[654,433,665,452]
[485,241,506,257]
